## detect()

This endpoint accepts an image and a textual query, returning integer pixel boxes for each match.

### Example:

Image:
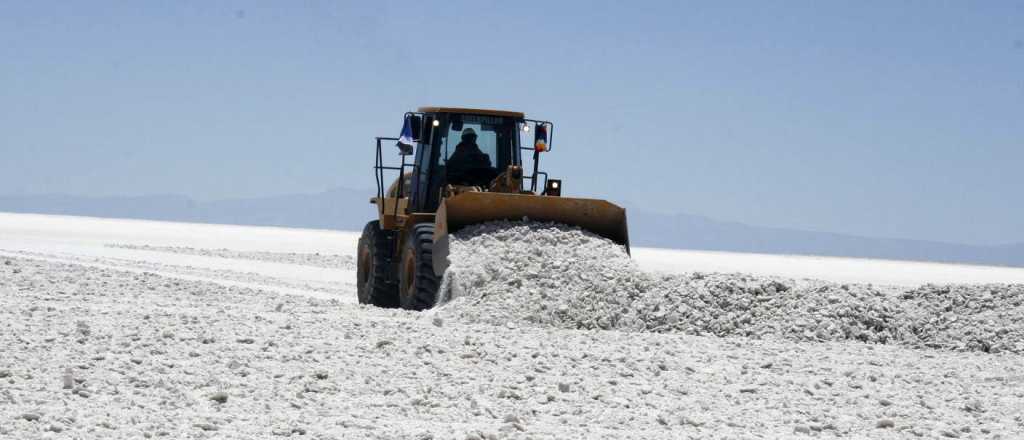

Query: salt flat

[3,212,1023,288]
[1,212,1022,439]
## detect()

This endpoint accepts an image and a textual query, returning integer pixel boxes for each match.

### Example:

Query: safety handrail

[374,137,414,219]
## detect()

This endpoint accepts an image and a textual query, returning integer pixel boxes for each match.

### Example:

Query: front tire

[399,223,440,311]
[357,221,400,308]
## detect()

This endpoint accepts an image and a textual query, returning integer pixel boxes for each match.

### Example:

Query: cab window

[438,115,513,167]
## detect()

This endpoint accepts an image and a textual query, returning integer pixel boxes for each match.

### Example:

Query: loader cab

[409,108,524,213]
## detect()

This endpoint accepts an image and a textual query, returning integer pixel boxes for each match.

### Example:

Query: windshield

[438,115,514,164]
[438,114,517,186]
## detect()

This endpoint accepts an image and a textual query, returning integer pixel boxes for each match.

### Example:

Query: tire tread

[357,221,399,308]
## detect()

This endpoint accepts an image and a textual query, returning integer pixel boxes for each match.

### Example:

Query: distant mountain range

[2,188,1022,268]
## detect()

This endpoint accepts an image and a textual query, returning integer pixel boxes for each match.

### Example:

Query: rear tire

[357,221,400,308]
[399,223,440,311]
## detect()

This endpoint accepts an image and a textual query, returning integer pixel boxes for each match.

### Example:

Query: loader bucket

[432,191,630,276]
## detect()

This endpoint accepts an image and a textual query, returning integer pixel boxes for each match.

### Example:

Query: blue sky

[1,1,1022,245]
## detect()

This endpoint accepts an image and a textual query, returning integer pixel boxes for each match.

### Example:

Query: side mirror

[450,114,463,132]
[408,115,422,140]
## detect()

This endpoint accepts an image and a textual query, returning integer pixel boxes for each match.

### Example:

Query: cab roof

[417,106,525,119]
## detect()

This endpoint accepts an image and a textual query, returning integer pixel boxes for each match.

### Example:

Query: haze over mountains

[2,188,1022,268]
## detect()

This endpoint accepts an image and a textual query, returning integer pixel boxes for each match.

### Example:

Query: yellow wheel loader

[357,107,630,310]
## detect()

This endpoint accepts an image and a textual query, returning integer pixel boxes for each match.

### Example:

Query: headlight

[545,179,562,196]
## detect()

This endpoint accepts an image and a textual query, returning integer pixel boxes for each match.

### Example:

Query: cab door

[409,114,442,213]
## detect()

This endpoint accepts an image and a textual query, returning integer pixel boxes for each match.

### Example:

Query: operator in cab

[446,127,493,186]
